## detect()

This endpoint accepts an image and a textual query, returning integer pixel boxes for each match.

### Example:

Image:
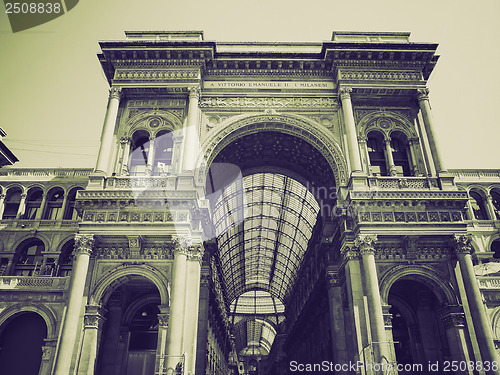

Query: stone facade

[0,30,499,375]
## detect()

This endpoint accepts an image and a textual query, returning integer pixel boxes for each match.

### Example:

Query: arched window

[2,187,22,219]
[43,187,64,220]
[23,187,43,220]
[63,187,83,220]
[390,132,412,176]
[470,190,488,220]
[153,130,173,175]
[57,239,74,276]
[367,131,387,176]
[13,238,44,276]
[129,130,151,176]
[490,189,500,220]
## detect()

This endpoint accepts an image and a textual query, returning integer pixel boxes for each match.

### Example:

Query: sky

[0,0,499,169]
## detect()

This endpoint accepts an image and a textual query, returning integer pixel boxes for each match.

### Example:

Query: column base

[348,171,369,191]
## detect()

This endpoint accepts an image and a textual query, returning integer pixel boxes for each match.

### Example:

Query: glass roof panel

[214,173,320,303]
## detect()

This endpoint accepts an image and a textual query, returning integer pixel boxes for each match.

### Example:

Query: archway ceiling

[213,173,320,304]
[233,317,277,357]
[210,131,336,193]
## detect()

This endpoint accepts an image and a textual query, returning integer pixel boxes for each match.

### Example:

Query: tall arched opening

[91,275,166,375]
[0,312,47,374]
[202,119,343,373]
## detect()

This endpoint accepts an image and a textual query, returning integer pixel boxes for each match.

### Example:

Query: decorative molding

[188,86,201,99]
[339,70,422,82]
[340,245,359,261]
[114,69,200,81]
[199,96,339,109]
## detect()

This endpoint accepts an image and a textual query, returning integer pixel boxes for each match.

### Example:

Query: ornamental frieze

[127,99,187,108]
[114,69,200,81]
[339,70,422,82]
[199,96,339,109]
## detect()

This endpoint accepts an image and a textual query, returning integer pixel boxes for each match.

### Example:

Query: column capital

[339,87,353,100]
[0,193,5,199]
[354,234,378,255]
[188,86,201,100]
[74,233,94,256]
[416,88,430,102]
[439,305,466,328]
[109,87,122,100]
[341,245,360,261]
[120,136,131,144]
[453,234,473,255]
[83,304,107,329]
[20,193,27,199]
[157,313,169,328]
[186,244,205,262]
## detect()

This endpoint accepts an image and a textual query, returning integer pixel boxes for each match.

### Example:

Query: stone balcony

[0,276,69,291]
[0,219,79,230]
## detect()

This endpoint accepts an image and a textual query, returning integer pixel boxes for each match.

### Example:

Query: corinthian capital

[339,87,353,100]
[416,88,430,102]
[354,234,378,255]
[109,87,122,100]
[188,86,201,100]
[453,234,473,254]
[74,234,94,256]
[187,244,205,262]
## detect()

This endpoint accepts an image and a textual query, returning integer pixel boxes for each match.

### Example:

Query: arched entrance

[388,279,451,371]
[91,275,166,375]
[0,312,47,374]
[201,118,344,373]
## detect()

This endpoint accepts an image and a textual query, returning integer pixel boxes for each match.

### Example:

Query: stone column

[183,243,204,374]
[0,194,6,219]
[358,136,371,175]
[408,137,421,176]
[15,193,27,218]
[454,234,500,374]
[466,200,476,220]
[35,193,47,220]
[172,134,184,175]
[382,305,397,366]
[120,137,131,176]
[486,195,499,220]
[339,87,363,173]
[155,306,169,374]
[166,238,189,372]
[326,271,349,370]
[57,193,69,221]
[182,86,201,172]
[356,235,391,363]
[95,87,122,174]
[341,245,369,362]
[416,88,447,174]
[146,136,156,176]
[384,138,397,176]
[439,305,473,375]
[53,234,94,375]
[77,304,107,375]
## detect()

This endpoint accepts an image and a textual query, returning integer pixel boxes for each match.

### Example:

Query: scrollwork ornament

[354,235,378,255]
[339,87,353,101]
[453,234,473,255]
[416,88,430,102]
[326,272,340,287]
[74,233,94,256]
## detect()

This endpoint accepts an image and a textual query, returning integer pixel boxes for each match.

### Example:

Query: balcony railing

[0,276,69,290]
[477,277,500,289]
[367,176,439,190]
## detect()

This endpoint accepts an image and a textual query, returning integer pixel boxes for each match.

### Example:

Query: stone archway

[198,113,348,189]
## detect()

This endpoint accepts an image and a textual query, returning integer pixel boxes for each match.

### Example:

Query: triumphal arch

[1,30,500,375]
